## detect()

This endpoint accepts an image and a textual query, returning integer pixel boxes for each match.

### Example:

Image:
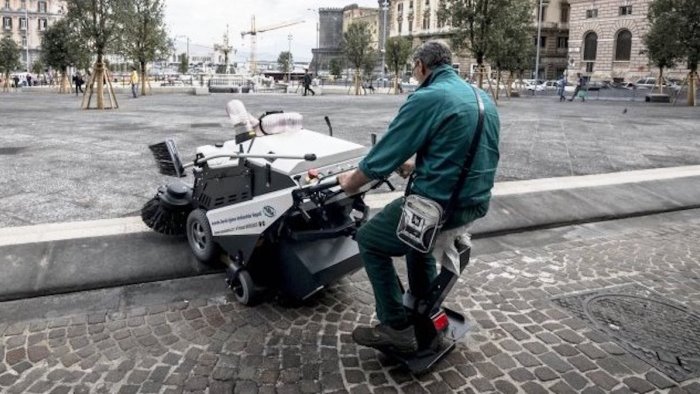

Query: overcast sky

[164,0,381,63]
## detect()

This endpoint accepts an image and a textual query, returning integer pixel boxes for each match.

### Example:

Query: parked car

[634,77,657,89]
[586,81,607,91]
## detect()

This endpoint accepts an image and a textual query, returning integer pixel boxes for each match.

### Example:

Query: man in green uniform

[338,41,500,353]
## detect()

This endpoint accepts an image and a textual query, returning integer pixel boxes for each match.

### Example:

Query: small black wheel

[230,270,261,306]
[186,209,220,264]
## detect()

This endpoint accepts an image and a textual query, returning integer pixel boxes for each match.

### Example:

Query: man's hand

[338,169,370,195]
[396,160,415,179]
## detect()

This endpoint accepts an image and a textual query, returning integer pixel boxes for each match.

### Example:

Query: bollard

[371,133,377,146]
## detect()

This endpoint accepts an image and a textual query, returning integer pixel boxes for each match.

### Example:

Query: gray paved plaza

[0,209,699,393]
[0,92,699,226]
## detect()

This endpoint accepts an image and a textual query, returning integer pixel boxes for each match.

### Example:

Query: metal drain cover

[553,284,700,382]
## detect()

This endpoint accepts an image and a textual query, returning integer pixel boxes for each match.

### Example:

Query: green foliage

[647,0,699,72]
[329,57,343,78]
[40,19,84,73]
[486,0,534,73]
[178,53,188,74]
[66,0,125,62]
[438,0,523,66]
[342,21,374,71]
[0,36,21,76]
[31,59,44,75]
[385,36,413,80]
[362,49,377,80]
[117,0,171,70]
[277,51,293,74]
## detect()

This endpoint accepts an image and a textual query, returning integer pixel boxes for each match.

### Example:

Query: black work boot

[352,324,418,354]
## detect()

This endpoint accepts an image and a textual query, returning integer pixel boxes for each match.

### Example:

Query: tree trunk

[82,58,118,110]
[354,69,361,95]
[477,64,484,89]
[2,72,9,92]
[658,67,664,94]
[140,61,148,96]
[58,68,70,94]
[689,70,697,107]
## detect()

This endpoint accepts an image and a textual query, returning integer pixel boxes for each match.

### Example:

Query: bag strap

[442,85,485,222]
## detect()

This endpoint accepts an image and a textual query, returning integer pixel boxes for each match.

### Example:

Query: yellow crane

[241,16,305,74]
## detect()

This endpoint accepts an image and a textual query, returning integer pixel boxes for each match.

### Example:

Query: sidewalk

[1,209,699,393]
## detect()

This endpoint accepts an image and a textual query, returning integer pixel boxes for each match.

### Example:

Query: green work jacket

[358,64,500,227]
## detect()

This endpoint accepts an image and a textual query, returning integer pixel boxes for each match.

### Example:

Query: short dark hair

[412,41,452,70]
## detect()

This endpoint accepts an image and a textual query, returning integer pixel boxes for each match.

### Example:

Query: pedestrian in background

[557,75,566,102]
[130,67,139,98]
[74,73,84,95]
[302,69,315,96]
[568,73,586,102]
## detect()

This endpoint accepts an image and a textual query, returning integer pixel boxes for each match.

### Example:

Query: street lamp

[287,34,293,86]
[381,1,389,88]
[534,0,545,94]
[24,0,29,72]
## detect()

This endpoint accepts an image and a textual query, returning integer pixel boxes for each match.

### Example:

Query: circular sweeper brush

[141,182,193,236]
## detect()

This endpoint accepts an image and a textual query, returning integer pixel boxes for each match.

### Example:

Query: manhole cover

[553,284,700,382]
[0,147,27,155]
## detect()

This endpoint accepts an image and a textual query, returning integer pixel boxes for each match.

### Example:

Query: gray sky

[164,0,381,63]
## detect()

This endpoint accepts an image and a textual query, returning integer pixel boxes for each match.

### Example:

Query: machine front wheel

[186,209,220,264]
[230,270,261,306]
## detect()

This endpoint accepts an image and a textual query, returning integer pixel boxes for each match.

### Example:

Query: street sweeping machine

[141,100,473,374]
[142,100,378,305]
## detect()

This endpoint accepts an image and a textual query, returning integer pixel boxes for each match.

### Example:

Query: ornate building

[568,0,688,81]
[1,0,66,70]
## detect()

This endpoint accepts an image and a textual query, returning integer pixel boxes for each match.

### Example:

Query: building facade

[311,7,344,74]
[1,0,66,70]
[568,0,688,81]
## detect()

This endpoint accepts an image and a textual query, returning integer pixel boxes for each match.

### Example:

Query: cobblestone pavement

[1,209,700,393]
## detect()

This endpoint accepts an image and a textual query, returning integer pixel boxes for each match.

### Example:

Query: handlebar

[304,177,340,194]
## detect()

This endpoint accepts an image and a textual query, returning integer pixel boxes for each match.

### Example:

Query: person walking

[338,41,500,353]
[302,69,315,96]
[74,73,84,95]
[568,73,586,102]
[130,67,139,98]
[12,75,20,91]
[557,74,567,102]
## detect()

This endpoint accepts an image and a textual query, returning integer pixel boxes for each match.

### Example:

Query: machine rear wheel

[186,209,219,264]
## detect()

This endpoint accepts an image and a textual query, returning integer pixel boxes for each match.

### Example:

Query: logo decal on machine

[263,206,277,218]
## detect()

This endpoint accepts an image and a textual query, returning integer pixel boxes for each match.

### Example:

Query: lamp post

[287,34,293,85]
[381,1,389,88]
[534,0,544,94]
[24,0,29,72]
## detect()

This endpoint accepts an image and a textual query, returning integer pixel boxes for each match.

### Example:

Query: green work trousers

[356,197,475,328]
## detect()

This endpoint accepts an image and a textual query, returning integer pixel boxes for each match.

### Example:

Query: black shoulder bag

[396,85,486,253]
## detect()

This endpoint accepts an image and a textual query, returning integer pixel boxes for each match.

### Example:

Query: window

[586,62,594,73]
[409,1,413,10]
[21,35,27,47]
[560,4,570,23]
[619,6,632,16]
[614,29,632,61]
[586,9,598,19]
[422,11,430,30]
[38,18,47,31]
[583,31,598,61]
[557,37,568,49]
[38,1,47,13]
[3,1,9,10]
[20,17,26,30]
[425,0,430,5]
[397,3,403,14]
[408,19,413,32]
[537,5,547,22]
[533,36,546,48]
[3,16,11,30]
[398,19,402,34]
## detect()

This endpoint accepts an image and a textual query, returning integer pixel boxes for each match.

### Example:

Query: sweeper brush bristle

[141,196,189,235]
[149,139,185,177]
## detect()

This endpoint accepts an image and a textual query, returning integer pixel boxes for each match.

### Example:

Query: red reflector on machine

[433,311,449,332]
[307,168,319,179]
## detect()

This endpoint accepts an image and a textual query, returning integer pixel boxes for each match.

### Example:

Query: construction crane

[241,16,305,74]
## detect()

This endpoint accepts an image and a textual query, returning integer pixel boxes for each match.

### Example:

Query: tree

[178,53,189,74]
[329,58,343,79]
[644,10,682,94]
[362,49,377,84]
[438,0,516,88]
[118,0,171,96]
[31,59,44,77]
[485,0,533,100]
[385,36,413,94]
[40,18,84,93]
[0,36,21,92]
[66,0,124,109]
[342,21,374,95]
[647,0,700,106]
[277,51,293,81]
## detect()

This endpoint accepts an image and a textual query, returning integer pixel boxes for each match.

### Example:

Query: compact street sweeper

[141,100,473,373]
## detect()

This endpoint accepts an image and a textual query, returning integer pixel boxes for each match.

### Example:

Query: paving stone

[0,372,20,386]
[554,329,586,344]
[539,351,574,373]
[494,379,518,394]
[550,381,578,394]
[552,344,579,357]
[126,369,149,384]
[577,343,607,360]
[533,366,558,382]
[480,342,501,357]
[599,342,626,356]
[210,380,234,394]
[491,352,517,369]
[522,381,549,394]
[473,362,504,379]
[562,370,589,390]
[27,380,54,393]
[345,369,365,384]
[587,370,619,391]
[623,376,656,393]
[117,385,139,394]
[523,341,548,355]
[439,370,466,389]
[5,347,26,365]
[508,367,536,382]
[49,386,71,394]
[514,352,542,367]
[596,357,633,376]
[469,377,494,392]
[426,380,451,394]
[644,371,675,389]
